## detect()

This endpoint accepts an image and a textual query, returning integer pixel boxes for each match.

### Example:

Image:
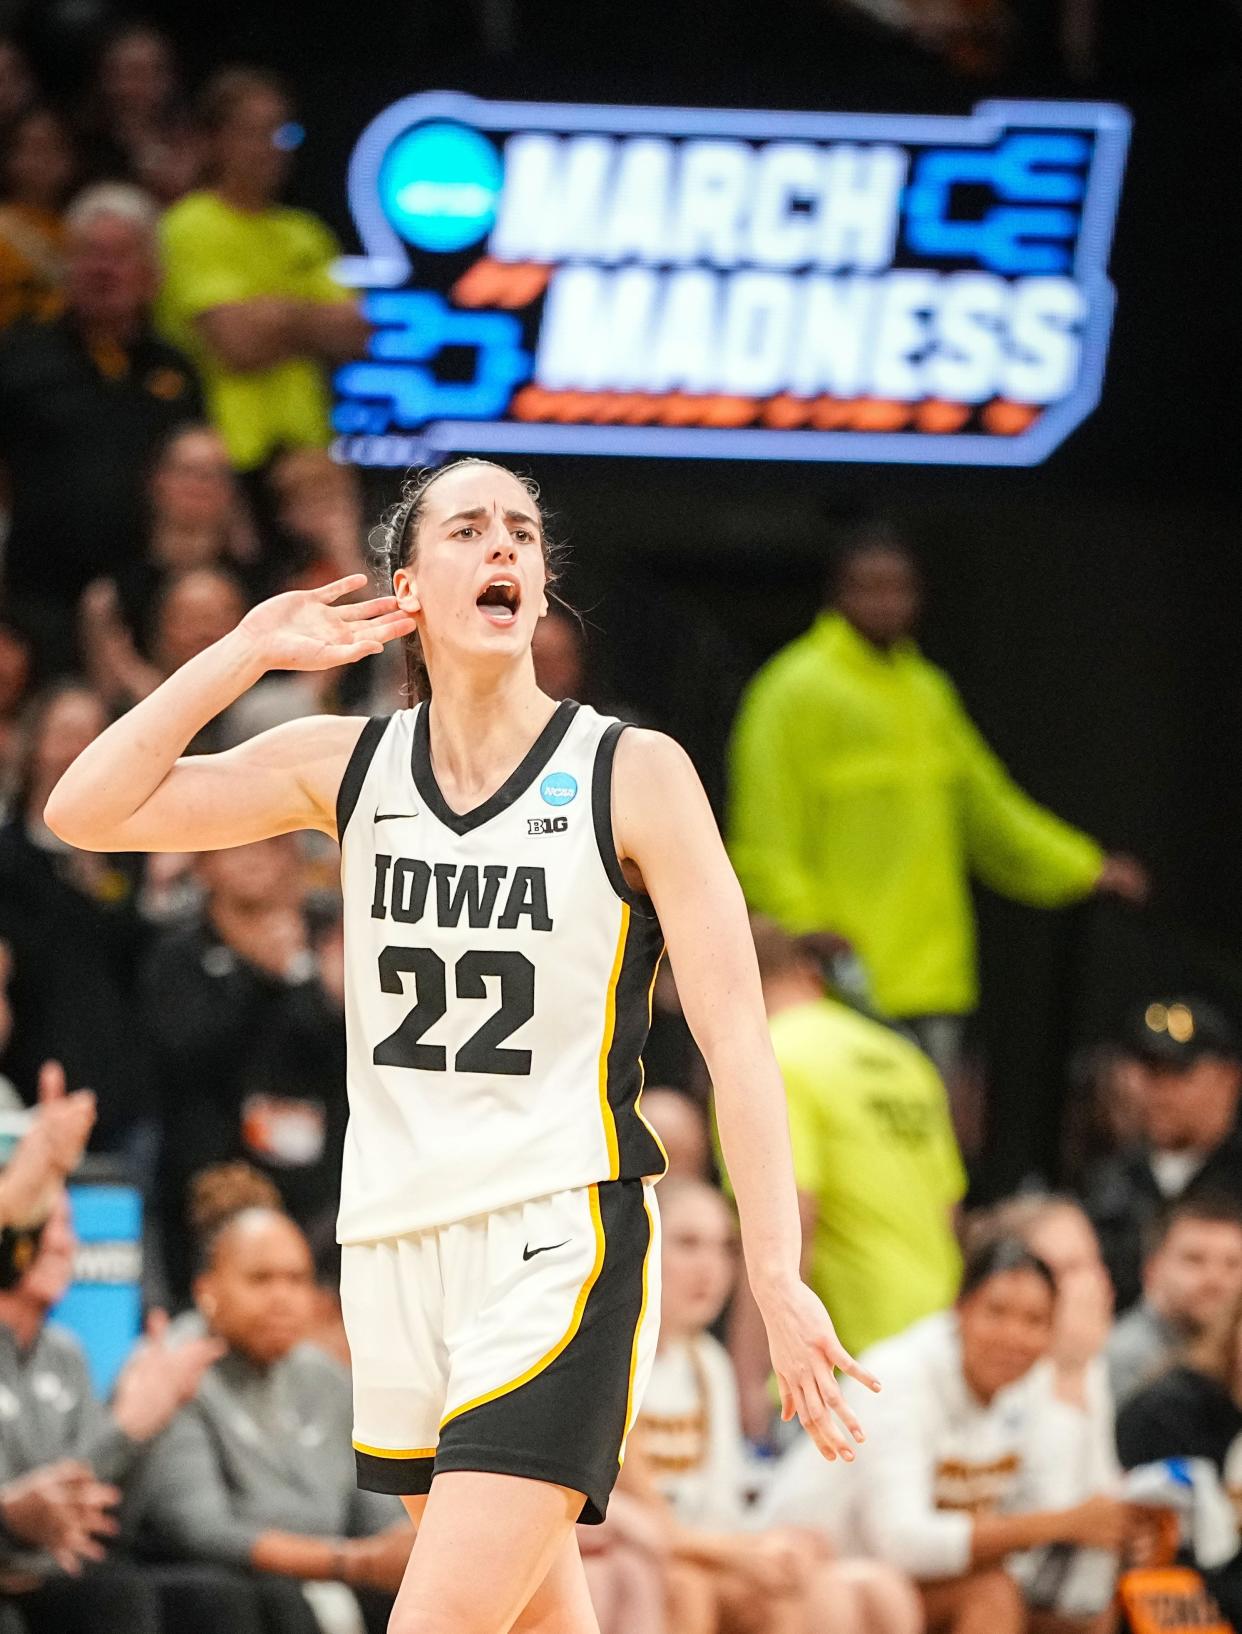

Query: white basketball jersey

[334,701,668,1244]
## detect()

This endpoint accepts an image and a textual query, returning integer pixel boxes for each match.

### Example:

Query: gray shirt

[1106,1301,1180,1408]
[0,1319,145,1571]
[134,1339,402,1567]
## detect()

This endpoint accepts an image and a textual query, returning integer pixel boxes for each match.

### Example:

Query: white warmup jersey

[334,700,668,1245]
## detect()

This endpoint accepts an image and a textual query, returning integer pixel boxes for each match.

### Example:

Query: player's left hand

[759,1279,880,1463]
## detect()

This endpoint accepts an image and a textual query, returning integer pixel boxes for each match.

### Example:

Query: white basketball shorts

[342,1178,660,1523]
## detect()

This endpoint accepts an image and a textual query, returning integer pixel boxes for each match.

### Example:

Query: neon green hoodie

[727,612,1104,1017]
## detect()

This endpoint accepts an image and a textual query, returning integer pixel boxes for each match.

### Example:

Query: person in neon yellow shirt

[727,526,1147,1068]
[156,69,369,471]
[727,917,966,1438]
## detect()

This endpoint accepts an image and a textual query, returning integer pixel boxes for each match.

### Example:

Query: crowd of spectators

[0,16,1238,1634]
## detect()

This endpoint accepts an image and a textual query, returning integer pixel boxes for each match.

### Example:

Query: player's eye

[513,528,535,544]
[453,526,479,539]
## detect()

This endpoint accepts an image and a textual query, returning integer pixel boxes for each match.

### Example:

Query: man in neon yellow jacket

[727,529,1147,1050]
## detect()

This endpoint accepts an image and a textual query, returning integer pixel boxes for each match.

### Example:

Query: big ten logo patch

[529,816,568,835]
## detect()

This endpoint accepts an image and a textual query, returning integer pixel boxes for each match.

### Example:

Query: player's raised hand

[237,575,417,673]
[760,1279,880,1463]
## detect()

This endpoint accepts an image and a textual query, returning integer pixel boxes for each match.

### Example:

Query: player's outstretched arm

[614,729,881,1462]
[45,575,416,854]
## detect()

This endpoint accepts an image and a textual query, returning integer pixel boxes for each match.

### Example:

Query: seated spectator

[79,422,253,660]
[640,1086,710,1181]
[632,1176,920,1634]
[0,105,76,329]
[980,1195,1117,1400]
[1084,997,1242,1312]
[1116,1290,1242,1629]
[141,834,345,1306]
[0,684,152,1147]
[0,1459,118,1582]
[1060,1040,1148,1194]
[0,182,203,658]
[762,1236,1130,1634]
[1108,1197,1242,1408]
[78,23,200,204]
[83,563,249,722]
[0,1184,239,1634]
[238,894,349,1234]
[977,1193,1122,1611]
[730,915,965,1438]
[157,68,368,474]
[134,1166,410,1634]
[267,445,365,584]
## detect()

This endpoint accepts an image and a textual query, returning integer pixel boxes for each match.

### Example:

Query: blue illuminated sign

[54,1183,142,1396]
[332,94,1130,467]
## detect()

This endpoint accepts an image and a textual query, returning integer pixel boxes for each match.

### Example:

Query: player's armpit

[92,714,367,853]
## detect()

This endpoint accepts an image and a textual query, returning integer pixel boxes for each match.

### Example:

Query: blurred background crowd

[0,0,1238,1630]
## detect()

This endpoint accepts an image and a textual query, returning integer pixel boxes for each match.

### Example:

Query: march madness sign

[331,94,1130,468]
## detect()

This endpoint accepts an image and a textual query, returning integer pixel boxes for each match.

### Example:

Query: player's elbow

[43,783,112,852]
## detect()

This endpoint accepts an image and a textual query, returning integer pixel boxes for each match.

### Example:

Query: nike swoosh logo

[522,1240,569,1261]
[374,811,419,822]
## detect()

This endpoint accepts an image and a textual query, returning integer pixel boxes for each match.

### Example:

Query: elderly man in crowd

[0,183,203,660]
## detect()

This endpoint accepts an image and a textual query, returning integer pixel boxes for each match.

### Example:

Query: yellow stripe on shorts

[352,1440,437,1459]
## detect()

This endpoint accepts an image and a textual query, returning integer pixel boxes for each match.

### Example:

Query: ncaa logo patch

[540,772,578,807]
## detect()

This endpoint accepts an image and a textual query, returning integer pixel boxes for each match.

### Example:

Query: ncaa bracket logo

[540,773,578,807]
[333,93,1130,469]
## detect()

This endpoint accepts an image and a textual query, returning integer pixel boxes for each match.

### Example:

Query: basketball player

[44,458,879,1634]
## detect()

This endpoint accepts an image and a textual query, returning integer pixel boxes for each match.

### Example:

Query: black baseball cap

[1120,997,1241,1069]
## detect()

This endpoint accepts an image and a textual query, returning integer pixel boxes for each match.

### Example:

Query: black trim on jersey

[411,698,579,836]
[432,1179,651,1524]
[591,721,656,914]
[335,716,391,841]
[607,913,668,1180]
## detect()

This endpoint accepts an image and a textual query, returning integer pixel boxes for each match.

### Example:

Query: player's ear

[393,564,421,615]
[538,591,549,618]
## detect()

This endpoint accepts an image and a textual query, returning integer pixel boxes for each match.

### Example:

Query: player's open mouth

[476,579,520,625]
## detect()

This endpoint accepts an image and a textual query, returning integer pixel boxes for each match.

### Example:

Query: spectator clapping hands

[110,1309,224,1444]
[0,1060,95,1229]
